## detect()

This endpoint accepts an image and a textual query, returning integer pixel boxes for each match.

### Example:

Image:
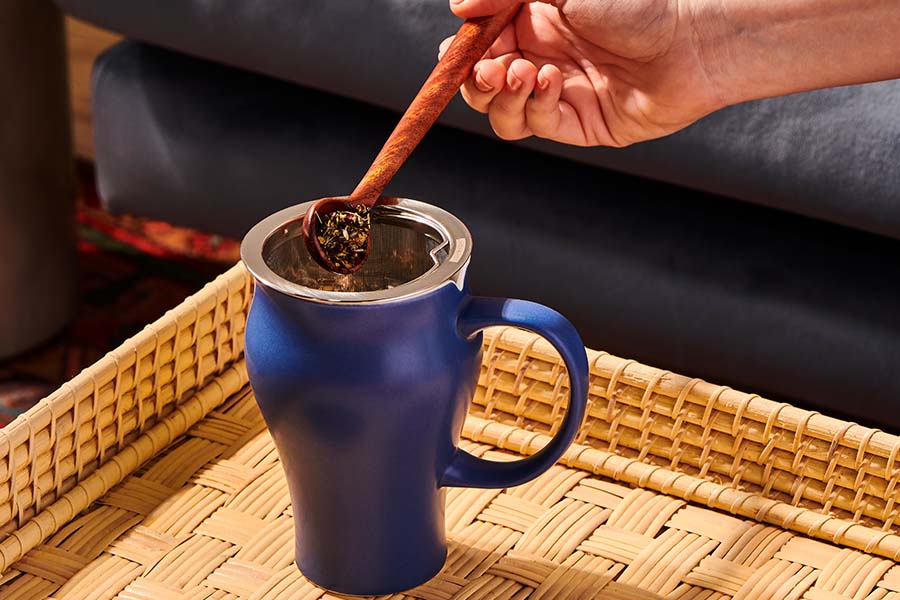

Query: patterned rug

[0,165,240,426]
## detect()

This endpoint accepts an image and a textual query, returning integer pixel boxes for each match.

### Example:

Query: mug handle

[441,297,589,489]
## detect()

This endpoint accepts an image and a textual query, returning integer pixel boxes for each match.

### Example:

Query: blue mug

[241,199,588,595]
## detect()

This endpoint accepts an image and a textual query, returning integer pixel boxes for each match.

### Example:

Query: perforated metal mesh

[263,209,448,293]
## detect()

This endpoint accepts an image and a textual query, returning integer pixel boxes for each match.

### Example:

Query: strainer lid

[241,198,472,304]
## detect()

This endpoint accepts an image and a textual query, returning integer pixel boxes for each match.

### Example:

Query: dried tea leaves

[316,206,371,273]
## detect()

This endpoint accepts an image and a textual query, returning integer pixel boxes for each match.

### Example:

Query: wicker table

[2,264,900,600]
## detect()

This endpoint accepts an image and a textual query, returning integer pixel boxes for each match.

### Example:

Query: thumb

[450,0,523,19]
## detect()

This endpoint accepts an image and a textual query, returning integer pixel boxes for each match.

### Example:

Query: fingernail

[475,69,493,92]
[451,0,464,4]
[537,76,549,91]
[508,74,522,92]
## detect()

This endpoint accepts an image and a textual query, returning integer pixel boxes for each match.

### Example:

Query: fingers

[439,20,518,105]
[460,59,507,113]
[438,36,453,60]
[450,0,522,19]
[525,64,563,138]
[441,34,563,143]
[451,0,566,18]
[439,22,518,62]
[488,58,537,140]
[468,60,586,145]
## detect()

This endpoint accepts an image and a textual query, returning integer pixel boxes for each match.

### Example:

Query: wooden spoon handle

[350,5,520,205]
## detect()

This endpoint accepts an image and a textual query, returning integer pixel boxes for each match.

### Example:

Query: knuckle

[461,90,491,114]
[525,106,558,137]
[490,120,528,141]
[492,93,523,114]
[495,130,526,141]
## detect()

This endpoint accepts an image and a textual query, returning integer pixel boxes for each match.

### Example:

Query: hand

[441,0,725,147]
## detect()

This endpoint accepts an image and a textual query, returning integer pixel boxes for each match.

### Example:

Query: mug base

[295,545,448,596]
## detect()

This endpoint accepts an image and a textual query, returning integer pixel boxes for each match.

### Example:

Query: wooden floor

[66,17,121,159]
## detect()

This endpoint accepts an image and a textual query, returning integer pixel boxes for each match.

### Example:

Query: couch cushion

[91,41,900,427]
[61,0,900,239]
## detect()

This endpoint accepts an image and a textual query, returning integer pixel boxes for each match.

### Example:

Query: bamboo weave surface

[2,263,900,599]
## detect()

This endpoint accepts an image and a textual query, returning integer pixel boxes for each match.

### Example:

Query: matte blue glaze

[245,278,588,595]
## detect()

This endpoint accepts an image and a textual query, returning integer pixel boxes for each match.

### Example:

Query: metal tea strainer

[241,198,472,303]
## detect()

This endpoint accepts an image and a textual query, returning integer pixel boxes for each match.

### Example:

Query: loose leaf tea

[316,206,371,272]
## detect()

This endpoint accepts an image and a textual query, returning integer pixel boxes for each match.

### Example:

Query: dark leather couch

[58,1,900,428]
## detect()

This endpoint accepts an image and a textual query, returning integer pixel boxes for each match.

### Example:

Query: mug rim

[241,198,473,304]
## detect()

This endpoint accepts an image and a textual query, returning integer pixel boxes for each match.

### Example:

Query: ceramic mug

[241,198,588,595]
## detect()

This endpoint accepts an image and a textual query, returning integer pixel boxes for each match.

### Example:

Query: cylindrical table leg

[0,0,76,359]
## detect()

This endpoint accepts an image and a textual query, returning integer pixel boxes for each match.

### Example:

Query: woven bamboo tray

[3,264,900,600]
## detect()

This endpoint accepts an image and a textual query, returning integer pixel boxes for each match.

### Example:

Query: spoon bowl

[301,197,372,274]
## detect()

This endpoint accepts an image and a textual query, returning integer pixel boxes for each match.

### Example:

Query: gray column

[0,1,76,358]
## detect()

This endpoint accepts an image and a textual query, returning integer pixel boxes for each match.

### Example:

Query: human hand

[443,0,900,148]
[440,0,725,147]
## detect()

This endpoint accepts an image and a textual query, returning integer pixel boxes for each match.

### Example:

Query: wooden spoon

[302,5,520,274]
